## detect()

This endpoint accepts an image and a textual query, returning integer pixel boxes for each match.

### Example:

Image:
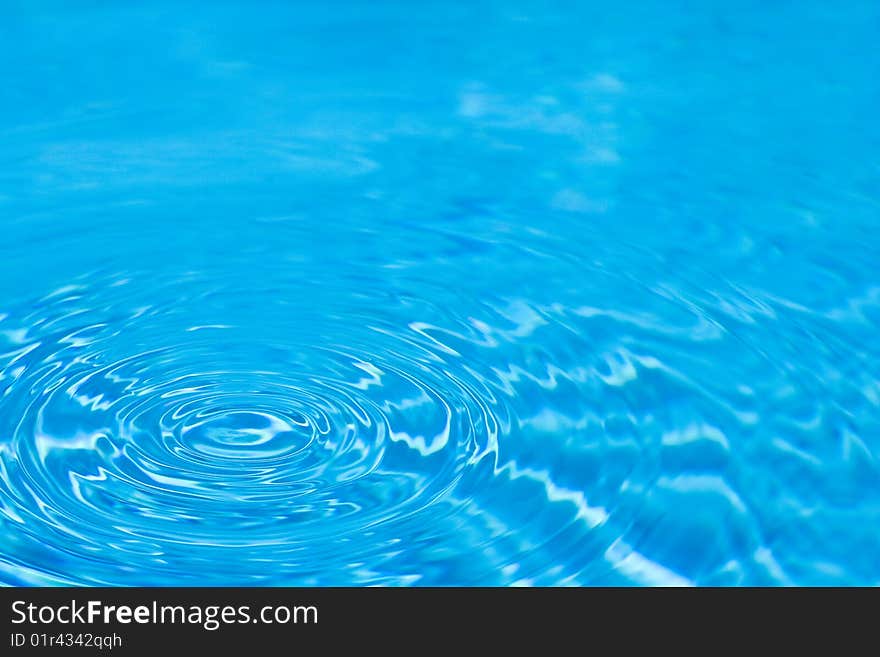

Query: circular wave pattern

[0,276,521,585]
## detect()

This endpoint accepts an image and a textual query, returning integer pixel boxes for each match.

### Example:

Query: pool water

[1,1,878,586]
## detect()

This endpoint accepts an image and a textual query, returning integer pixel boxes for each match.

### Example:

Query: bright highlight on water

[1,1,878,586]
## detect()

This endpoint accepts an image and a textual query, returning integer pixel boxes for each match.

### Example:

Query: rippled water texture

[1,2,879,586]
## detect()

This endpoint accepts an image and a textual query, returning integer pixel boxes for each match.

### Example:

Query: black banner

[0,587,871,652]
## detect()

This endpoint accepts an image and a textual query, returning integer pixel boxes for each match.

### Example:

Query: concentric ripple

[2,0,880,586]
[0,272,521,584]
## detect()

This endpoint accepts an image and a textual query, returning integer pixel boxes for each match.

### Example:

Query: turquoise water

[1,1,879,586]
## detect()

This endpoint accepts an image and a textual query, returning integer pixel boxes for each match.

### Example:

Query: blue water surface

[1,1,879,586]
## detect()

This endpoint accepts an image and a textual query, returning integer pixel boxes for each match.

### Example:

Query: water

[1,1,878,586]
